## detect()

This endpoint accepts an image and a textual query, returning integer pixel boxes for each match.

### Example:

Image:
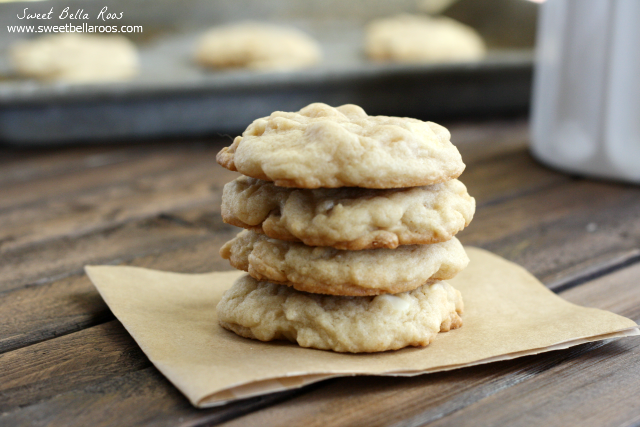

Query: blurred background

[0,0,538,145]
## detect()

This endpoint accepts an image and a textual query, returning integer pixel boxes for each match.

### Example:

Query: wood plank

[544,248,640,292]
[218,263,640,427]
[0,232,236,353]
[1,149,552,265]
[0,212,237,294]
[0,320,308,427]
[1,367,303,427]
[560,261,640,316]
[0,145,148,188]
[0,142,227,211]
[461,149,568,207]
[458,179,640,283]
[0,140,228,188]
[448,119,529,165]
[0,274,111,353]
[0,154,236,253]
[0,321,150,412]
[0,148,42,167]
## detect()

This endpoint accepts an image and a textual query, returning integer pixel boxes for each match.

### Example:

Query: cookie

[365,15,486,63]
[217,274,463,353]
[221,230,469,296]
[10,34,139,83]
[221,176,475,250]
[216,103,465,188]
[195,22,321,70]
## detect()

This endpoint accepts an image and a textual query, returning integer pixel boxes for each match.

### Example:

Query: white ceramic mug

[531,0,640,183]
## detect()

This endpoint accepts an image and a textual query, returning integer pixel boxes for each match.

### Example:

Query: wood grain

[0,148,236,253]
[462,149,568,207]
[0,321,150,412]
[0,212,235,294]
[0,321,308,427]
[0,231,237,353]
[0,164,223,253]
[0,145,149,188]
[0,146,209,210]
[447,119,529,162]
[0,274,111,353]
[458,179,640,282]
[1,366,303,427]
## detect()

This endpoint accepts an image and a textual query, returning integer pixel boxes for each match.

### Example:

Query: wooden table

[2,120,640,427]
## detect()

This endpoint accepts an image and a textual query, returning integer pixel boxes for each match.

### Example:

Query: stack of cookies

[215,103,475,353]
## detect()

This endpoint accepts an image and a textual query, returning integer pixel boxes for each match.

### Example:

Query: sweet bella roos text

[17,7,123,21]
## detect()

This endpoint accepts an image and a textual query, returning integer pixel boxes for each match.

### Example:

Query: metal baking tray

[0,0,535,145]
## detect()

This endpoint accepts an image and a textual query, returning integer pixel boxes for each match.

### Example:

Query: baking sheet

[0,0,534,144]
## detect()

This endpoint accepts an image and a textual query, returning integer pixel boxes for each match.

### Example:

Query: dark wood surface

[1,120,639,427]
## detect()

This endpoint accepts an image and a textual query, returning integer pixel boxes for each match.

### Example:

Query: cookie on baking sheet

[195,22,321,70]
[10,33,139,83]
[220,230,469,296]
[221,176,475,250]
[216,103,465,188]
[365,14,486,63]
[217,274,463,353]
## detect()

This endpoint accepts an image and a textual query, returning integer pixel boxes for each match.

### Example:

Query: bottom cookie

[217,274,463,353]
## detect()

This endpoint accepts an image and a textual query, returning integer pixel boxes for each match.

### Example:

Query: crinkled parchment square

[85,247,638,407]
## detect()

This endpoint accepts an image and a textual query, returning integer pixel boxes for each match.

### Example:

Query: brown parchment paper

[85,247,639,408]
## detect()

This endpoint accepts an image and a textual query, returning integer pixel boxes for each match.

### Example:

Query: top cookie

[216,103,465,188]
[195,22,321,70]
[365,14,486,63]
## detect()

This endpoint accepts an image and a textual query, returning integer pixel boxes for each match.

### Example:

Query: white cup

[531,0,640,183]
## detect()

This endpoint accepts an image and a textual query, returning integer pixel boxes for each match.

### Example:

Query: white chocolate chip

[375,294,412,313]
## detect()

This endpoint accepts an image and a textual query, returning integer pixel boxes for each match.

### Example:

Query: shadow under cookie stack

[215,103,475,353]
